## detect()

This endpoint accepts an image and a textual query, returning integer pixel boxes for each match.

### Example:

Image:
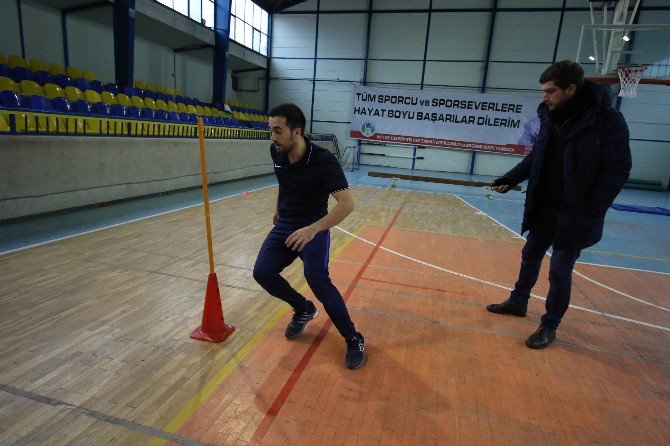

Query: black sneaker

[345,332,365,369]
[285,300,317,339]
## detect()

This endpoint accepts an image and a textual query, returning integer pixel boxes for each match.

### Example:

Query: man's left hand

[286,225,319,251]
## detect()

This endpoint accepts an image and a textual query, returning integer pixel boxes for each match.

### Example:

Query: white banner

[350,85,540,155]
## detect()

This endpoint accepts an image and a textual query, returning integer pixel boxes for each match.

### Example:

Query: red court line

[362,276,470,296]
[249,202,406,445]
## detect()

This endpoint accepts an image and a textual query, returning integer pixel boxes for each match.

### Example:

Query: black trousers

[509,206,581,330]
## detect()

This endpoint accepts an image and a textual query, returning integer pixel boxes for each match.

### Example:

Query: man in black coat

[487,60,631,349]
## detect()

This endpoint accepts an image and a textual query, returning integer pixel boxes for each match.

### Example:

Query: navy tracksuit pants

[253,222,356,338]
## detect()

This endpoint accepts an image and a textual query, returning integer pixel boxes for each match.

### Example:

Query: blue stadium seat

[55,74,73,88]
[154,109,168,121]
[155,91,166,101]
[35,71,54,86]
[142,107,156,120]
[167,111,181,122]
[106,83,120,95]
[143,90,156,100]
[181,112,198,123]
[123,85,140,98]
[52,96,73,113]
[110,103,127,117]
[126,105,142,119]
[74,99,93,114]
[91,80,105,93]
[29,95,55,111]
[75,78,92,92]
[13,66,35,82]
[0,90,25,108]
[0,63,13,79]
[93,102,111,116]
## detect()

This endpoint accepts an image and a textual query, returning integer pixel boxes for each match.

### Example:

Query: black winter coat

[504,81,632,250]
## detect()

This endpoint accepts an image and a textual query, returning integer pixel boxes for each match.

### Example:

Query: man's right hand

[491,177,512,193]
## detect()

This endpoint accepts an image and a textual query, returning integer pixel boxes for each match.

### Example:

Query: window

[173,0,188,16]
[189,0,202,23]
[230,0,269,56]
[202,1,214,28]
[155,0,269,56]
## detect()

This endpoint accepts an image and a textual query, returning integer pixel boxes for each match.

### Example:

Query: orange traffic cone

[190,117,234,343]
[190,273,235,343]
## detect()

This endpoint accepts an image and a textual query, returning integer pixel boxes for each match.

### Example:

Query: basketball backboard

[576,0,670,88]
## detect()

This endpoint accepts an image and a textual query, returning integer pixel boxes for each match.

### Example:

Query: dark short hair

[269,103,306,136]
[539,60,585,89]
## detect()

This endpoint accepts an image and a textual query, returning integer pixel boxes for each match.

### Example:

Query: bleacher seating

[0,54,269,138]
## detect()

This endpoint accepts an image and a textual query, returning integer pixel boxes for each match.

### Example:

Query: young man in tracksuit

[253,103,365,369]
[487,60,631,349]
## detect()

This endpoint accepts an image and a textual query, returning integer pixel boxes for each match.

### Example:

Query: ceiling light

[622,34,630,41]
[588,55,595,61]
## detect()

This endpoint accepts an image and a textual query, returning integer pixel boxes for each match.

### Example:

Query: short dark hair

[539,60,585,89]
[269,103,306,136]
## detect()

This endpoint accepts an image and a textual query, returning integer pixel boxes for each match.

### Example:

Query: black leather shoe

[486,299,527,317]
[525,326,556,349]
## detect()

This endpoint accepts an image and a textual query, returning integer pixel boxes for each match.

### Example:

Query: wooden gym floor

[1,182,669,445]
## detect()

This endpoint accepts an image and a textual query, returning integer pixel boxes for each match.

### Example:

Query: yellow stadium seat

[155,99,169,111]
[177,103,188,113]
[8,54,28,69]
[204,106,213,116]
[20,80,45,97]
[101,91,117,106]
[144,97,157,110]
[134,80,146,90]
[116,93,131,107]
[29,59,47,72]
[66,66,83,79]
[195,105,205,115]
[83,71,97,81]
[1,112,37,133]
[131,95,145,108]
[166,88,175,95]
[187,104,197,114]
[65,86,84,102]
[83,117,103,134]
[155,84,166,94]
[167,101,179,112]
[60,116,84,134]
[0,113,9,132]
[49,63,66,76]
[0,53,6,65]
[0,76,20,93]
[85,90,102,104]
[145,82,156,92]
[34,112,63,133]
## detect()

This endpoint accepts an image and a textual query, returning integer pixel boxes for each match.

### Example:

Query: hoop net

[617,66,647,98]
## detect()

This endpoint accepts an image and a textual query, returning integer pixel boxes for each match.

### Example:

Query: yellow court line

[149,222,366,445]
[147,303,291,446]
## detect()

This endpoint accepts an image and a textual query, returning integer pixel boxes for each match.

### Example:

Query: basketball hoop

[617,66,647,98]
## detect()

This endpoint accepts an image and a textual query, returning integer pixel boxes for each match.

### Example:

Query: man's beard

[276,137,296,154]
